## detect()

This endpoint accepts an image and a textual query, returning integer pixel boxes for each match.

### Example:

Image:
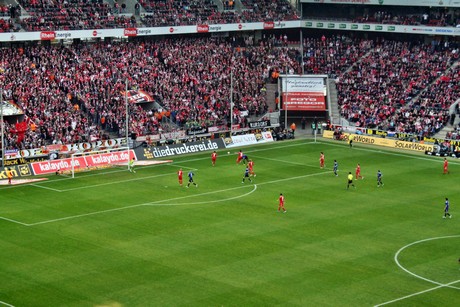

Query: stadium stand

[3,0,457,31]
[1,34,458,151]
[0,37,300,150]
[303,3,460,27]
[335,40,459,136]
[0,0,459,152]
[18,0,136,31]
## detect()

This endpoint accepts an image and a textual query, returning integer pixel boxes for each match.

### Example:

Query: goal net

[70,147,133,178]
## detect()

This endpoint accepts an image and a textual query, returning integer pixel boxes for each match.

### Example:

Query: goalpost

[70,147,132,178]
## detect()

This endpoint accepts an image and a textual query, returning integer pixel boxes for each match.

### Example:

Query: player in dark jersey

[242,154,249,165]
[377,170,383,187]
[187,171,198,188]
[443,197,452,219]
[242,166,252,183]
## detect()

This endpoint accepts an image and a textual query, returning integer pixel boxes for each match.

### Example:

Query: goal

[70,147,133,178]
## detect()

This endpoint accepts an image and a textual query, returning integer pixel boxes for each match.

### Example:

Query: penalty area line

[0,216,29,226]
[30,184,62,192]
[0,300,15,307]
[5,171,328,226]
[20,184,259,226]
[145,184,257,206]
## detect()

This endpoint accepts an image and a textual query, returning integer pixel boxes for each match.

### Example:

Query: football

[228,151,230,154]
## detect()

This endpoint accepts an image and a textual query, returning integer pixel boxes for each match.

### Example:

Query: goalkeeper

[129,157,136,173]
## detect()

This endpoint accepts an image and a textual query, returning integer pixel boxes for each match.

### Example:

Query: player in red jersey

[236,150,244,164]
[248,159,256,177]
[443,158,449,174]
[211,151,217,166]
[355,163,364,180]
[278,193,286,213]
[319,152,325,169]
[177,168,183,186]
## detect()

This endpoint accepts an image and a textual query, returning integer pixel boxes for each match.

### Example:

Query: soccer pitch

[0,138,459,306]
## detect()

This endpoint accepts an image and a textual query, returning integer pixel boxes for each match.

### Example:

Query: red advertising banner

[282,92,326,111]
[197,25,209,33]
[263,21,275,29]
[40,31,56,40]
[124,28,138,36]
[31,150,135,175]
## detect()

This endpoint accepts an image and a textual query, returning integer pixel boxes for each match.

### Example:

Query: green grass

[0,138,459,307]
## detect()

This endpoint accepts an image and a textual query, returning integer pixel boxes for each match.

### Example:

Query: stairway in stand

[265,83,278,113]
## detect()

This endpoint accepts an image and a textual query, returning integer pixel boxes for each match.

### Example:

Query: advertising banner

[249,120,271,129]
[257,131,275,143]
[3,156,49,167]
[323,131,434,152]
[225,132,274,148]
[282,77,326,111]
[30,150,135,175]
[0,164,34,178]
[187,127,209,136]
[135,139,225,159]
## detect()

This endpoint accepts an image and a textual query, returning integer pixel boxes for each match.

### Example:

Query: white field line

[170,164,197,170]
[31,170,198,193]
[374,279,460,306]
[394,235,460,290]
[0,216,29,226]
[5,139,450,192]
[25,183,257,226]
[145,184,257,206]
[30,141,312,188]
[30,184,62,192]
[374,235,460,306]
[232,138,456,165]
[26,140,321,192]
[321,140,460,165]
[251,154,325,170]
[1,139,453,223]
[2,171,328,227]
[0,300,15,307]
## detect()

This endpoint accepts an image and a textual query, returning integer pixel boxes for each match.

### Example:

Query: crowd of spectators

[352,9,460,27]
[0,4,20,18]
[240,0,298,22]
[304,3,459,28]
[0,1,458,32]
[302,35,374,78]
[139,0,221,26]
[15,0,300,31]
[140,0,298,27]
[0,36,301,150]
[223,0,235,11]
[18,0,136,31]
[0,18,14,32]
[334,39,459,137]
[277,34,459,138]
[1,34,458,152]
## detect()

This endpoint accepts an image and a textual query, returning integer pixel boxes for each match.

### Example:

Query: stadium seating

[1,34,459,150]
[0,37,298,150]
[335,40,458,136]
[18,0,136,30]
